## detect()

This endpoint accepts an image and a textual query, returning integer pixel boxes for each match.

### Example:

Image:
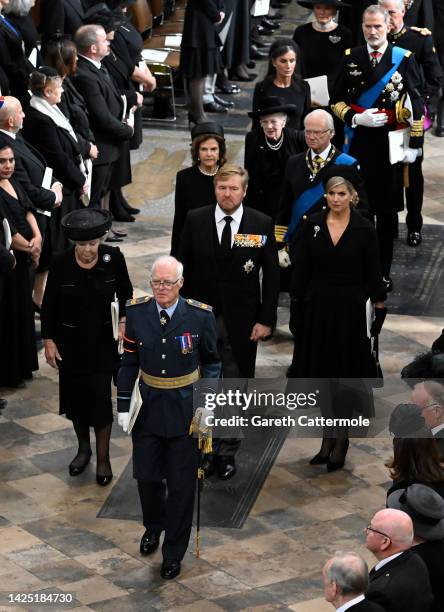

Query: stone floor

[2,7,444,612]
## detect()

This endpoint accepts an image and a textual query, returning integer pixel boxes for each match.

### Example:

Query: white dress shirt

[374,551,403,572]
[215,203,243,247]
[367,41,389,63]
[0,129,15,139]
[78,54,102,70]
[337,594,366,612]
[432,423,444,436]
[156,298,179,319]
[310,145,332,161]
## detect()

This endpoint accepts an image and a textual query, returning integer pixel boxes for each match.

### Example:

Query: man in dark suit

[411,377,444,458]
[323,552,385,611]
[73,24,133,210]
[117,255,220,580]
[365,508,434,611]
[179,164,279,478]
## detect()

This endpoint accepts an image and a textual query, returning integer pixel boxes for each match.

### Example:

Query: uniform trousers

[136,434,198,561]
[375,213,398,278]
[405,156,424,233]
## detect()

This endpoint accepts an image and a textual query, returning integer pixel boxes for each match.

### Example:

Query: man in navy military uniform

[116,255,220,580]
[383,0,442,247]
[331,4,425,291]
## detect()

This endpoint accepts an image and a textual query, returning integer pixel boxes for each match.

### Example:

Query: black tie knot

[224,216,233,225]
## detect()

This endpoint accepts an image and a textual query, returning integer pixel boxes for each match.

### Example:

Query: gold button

[161,370,166,375]
[162,338,166,344]
[303,215,307,220]
[161,354,166,359]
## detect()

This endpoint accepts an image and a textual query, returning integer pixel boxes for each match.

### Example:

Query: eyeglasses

[305,129,331,137]
[150,278,181,288]
[365,525,391,541]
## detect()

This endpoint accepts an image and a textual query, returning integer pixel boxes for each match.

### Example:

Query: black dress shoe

[96,473,113,486]
[435,125,444,137]
[217,456,236,480]
[203,101,228,113]
[216,75,241,94]
[125,205,140,214]
[382,276,393,292]
[161,559,181,580]
[256,25,275,36]
[105,235,124,243]
[201,456,215,478]
[250,45,269,60]
[0,399,7,410]
[69,450,92,476]
[111,229,127,238]
[262,17,280,28]
[228,71,257,82]
[309,453,330,465]
[213,94,234,108]
[140,530,160,555]
[407,231,422,247]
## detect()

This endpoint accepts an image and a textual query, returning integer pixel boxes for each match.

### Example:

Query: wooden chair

[150,0,165,27]
[129,0,153,38]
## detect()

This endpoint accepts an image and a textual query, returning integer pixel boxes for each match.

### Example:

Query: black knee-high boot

[69,420,92,476]
[94,423,113,486]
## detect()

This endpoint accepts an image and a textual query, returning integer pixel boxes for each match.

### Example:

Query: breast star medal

[160,315,168,326]
[243,259,254,273]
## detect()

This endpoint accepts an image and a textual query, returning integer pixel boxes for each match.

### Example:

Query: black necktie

[100,65,112,82]
[221,216,233,255]
[159,310,170,327]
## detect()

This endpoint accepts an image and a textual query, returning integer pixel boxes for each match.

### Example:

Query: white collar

[432,423,444,435]
[311,145,332,161]
[374,551,403,572]
[367,41,389,57]
[29,95,78,142]
[78,54,101,70]
[0,129,15,139]
[215,203,243,224]
[337,594,366,612]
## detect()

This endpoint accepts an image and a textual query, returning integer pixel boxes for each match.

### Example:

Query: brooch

[234,234,267,248]
[103,254,111,262]
[313,226,320,238]
[350,70,362,77]
[243,259,255,273]
[329,35,341,44]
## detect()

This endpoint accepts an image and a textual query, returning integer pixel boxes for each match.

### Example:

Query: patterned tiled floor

[1,8,444,610]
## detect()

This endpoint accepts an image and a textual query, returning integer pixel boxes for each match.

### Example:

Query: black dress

[171,165,217,257]
[292,23,353,92]
[41,245,133,427]
[180,0,224,79]
[252,76,311,130]
[244,127,305,219]
[289,209,386,416]
[0,180,38,387]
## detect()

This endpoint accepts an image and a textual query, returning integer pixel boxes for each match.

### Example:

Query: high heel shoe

[69,450,92,476]
[96,473,113,486]
[309,437,336,465]
[309,453,330,465]
[326,439,350,473]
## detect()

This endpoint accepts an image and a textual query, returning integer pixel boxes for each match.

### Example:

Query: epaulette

[186,298,213,312]
[126,295,151,307]
[345,48,351,56]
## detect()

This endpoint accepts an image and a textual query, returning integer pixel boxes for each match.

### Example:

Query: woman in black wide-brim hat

[293,0,353,95]
[171,122,226,256]
[245,96,305,220]
[251,38,311,131]
[41,209,133,486]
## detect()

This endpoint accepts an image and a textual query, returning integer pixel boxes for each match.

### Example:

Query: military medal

[175,332,197,354]
[243,259,254,273]
[234,234,267,247]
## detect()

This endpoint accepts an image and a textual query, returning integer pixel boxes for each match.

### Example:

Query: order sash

[343,46,409,154]
[285,152,356,241]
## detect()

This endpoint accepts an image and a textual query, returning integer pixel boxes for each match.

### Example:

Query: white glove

[402,148,419,164]
[118,412,130,432]
[354,108,388,128]
[278,248,291,268]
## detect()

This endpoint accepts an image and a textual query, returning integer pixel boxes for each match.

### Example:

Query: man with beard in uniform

[331,4,424,291]
[381,0,441,248]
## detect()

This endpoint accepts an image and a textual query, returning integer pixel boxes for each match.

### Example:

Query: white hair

[3,0,35,16]
[151,255,183,279]
[325,552,369,596]
[304,109,335,131]
[379,0,405,11]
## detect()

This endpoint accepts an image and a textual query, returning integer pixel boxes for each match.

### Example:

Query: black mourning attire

[252,76,311,130]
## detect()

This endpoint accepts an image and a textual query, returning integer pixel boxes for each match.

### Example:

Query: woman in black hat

[41,209,133,485]
[251,38,311,131]
[0,139,40,388]
[289,170,386,471]
[293,1,353,94]
[170,122,226,256]
[245,96,305,220]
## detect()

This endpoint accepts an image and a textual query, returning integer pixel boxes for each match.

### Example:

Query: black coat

[0,14,34,104]
[366,550,433,612]
[290,209,386,382]
[73,57,133,166]
[59,77,95,146]
[171,165,217,257]
[405,0,434,28]
[252,76,311,130]
[343,600,385,612]
[1,131,56,213]
[4,13,42,63]
[41,244,133,374]
[179,205,280,377]
[244,127,305,220]
[39,0,85,44]
[22,106,86,195]
[413,540,444,612]
[180,0,224,78]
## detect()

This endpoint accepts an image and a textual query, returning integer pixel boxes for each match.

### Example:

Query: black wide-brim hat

[248,96,296,118]
[387,484,444,540]
[62,209,112,241]
[298,0,351,9]
[190,122,225,140]
[322,164,361,191]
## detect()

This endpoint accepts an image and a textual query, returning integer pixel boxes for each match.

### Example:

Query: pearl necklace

[313,19,336,32]
[198,164,219,176]
[265,132,284,151]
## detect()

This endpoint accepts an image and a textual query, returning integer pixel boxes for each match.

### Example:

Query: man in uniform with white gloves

[331,4,425,291]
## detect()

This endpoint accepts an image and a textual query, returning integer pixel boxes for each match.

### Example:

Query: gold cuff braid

[331,102,351,122]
